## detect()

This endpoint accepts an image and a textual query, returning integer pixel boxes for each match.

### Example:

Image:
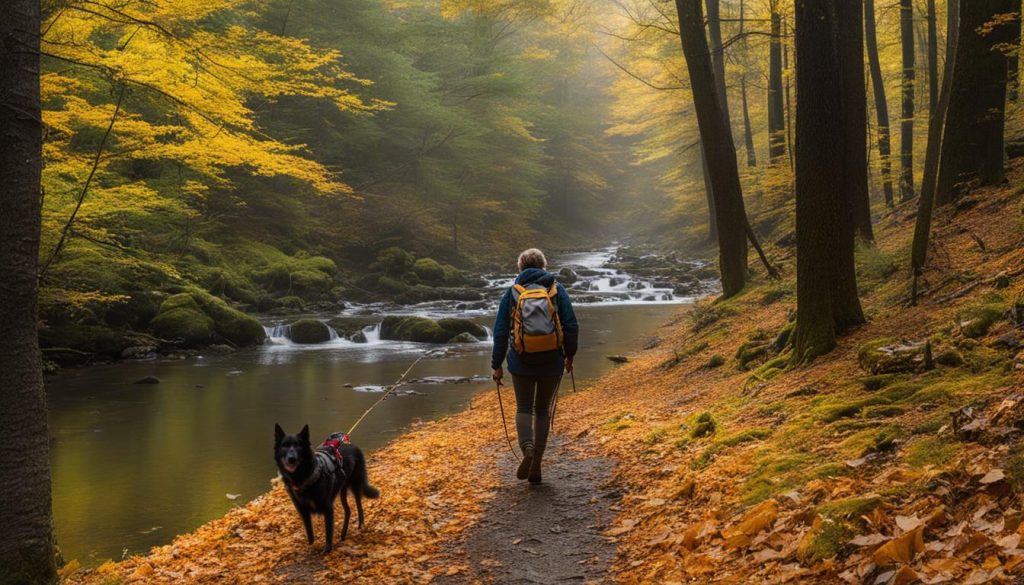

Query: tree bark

[934,0,1015,206]
[706,0,731,132]
[0,0,57,583]
[700,140,718,242]
[741,77,757,167]
[899,0,916,202]
[739,0,757,167]
[768,5,786,162]
[791,0,866,364]
[865,0,895,208]
[1010,2,1022,103]
[926,0,939,115]
[912,0,959,293]
[675,0,749,297]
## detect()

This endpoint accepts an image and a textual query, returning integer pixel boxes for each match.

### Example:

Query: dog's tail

[352,446,380,499]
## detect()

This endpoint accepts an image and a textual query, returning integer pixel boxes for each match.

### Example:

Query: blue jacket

[491,268,579,377]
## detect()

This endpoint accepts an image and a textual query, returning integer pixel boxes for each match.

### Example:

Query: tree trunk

[926,0,939,115]
[791,0,866,364]
[768,6,786,162]
[784,16,795,172]
[741,77,757,167]
[899,0,916,202]
[912,0,959,292]
[739,0,757,167]
[1010,2,1022,103]
[865,0,895,208]
[700,140,718,242]
[839,0,874,243]
[934,0,1015,206]
[675,0,749,297]
[0,0,57,583]
[706,0,731,132]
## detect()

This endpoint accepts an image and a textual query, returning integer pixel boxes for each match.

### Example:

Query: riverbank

[64,174,1024,583]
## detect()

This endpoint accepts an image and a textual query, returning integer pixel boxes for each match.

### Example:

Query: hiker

[491,248,579,483]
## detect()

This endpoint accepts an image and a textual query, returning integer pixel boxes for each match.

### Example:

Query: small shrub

[690,412,716,439]
[707,354,726,368]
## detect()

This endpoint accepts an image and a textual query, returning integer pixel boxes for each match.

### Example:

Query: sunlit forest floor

[64,163,1024,584]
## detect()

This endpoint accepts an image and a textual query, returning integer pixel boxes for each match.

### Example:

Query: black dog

[274,424,379,553]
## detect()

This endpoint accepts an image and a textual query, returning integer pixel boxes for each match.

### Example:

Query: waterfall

[264,325,292,344]
[362,323,382,344]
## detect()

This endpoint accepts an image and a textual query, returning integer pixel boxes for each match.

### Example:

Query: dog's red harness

[287,433,351,494]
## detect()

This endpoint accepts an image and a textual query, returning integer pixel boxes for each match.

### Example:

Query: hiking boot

[528,450,543,484]
[517,444,534,480]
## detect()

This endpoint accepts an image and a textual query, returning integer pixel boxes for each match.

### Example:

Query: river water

[46,248,701,564]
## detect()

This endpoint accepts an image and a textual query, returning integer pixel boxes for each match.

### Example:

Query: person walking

[491,248,579,483]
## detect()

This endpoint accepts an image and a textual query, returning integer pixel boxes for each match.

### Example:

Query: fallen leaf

[874,526,925,566]
[980,469,1005,484]
[895,515,923,533]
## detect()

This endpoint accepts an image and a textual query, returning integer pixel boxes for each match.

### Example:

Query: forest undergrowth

[64,165,1024,584]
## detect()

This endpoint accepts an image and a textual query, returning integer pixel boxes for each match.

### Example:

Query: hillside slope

[63,166,1024,584]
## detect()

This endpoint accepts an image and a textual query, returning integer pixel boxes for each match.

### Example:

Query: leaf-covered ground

[65,165,1024,584]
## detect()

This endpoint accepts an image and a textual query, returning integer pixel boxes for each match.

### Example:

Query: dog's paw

[321,545,332,555]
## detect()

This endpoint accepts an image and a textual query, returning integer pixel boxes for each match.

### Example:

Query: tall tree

[1009,4,1022,103]
[899,0,916,202]
[912,0,959,300]
[791,0,866,364]
[0,0,57,583]
[934,0,1016,206]
[674,0,749,297]
[767,2,786,162]
[926,0,939,115]
[706,0,731,131]
[865,0,895,207]
[739,0,757,167]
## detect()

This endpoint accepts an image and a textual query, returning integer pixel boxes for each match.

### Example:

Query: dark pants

[511,374,561,455]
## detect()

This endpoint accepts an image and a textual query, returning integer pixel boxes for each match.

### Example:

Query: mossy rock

[707,354,726,368]
[151,291,265,347]
[191,292,266,346]
[412,258,448,283]
[380,316,485,343]
[857,338,933,374]
[288,319,332,344]
[326,317,379,339]
[448,332,478,343]
[151,306,216,346]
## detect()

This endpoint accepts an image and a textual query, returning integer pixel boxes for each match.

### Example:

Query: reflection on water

[47,303,687,564]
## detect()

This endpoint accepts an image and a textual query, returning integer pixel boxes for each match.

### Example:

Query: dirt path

[438,435,620,584]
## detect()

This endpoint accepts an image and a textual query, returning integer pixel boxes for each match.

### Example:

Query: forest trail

[437,436,619,584]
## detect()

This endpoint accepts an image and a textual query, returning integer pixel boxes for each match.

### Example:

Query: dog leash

[346,348,444,437]
[495,379,522,463]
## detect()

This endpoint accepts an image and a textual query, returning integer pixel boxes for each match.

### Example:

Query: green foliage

[707,354,726,368]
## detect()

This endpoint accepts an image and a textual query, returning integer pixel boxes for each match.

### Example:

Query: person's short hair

[517,248,547,271]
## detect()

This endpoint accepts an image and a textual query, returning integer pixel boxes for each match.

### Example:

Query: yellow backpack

[511,283,564,354]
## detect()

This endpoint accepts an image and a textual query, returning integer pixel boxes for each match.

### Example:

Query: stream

[46,247,709,564]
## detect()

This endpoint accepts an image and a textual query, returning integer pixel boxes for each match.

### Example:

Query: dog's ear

[299,424,310,443]
[274,423,285,444]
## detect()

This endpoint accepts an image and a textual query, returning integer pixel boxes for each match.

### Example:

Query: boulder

[380,316,486,343]
[288,319,333,344]
[150,290,265,348]
[412,258,447,283]
[857,338,934,374]
[448,332,478,343]
[557,267,578,285]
